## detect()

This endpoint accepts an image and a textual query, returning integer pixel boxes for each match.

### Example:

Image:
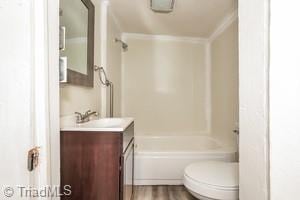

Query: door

[61,132,122,200]
[0,1,54,199]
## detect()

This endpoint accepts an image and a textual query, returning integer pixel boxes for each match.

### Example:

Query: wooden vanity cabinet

[60,123,134,200]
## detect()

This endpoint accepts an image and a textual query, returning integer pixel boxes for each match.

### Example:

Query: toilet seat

[183,161,239,200]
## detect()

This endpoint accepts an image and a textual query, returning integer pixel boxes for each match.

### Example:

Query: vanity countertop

[60,117,134,132]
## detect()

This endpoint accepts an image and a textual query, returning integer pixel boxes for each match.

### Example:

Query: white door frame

[47,0,60,197]
[31,0,60,198]
[239,0,270,200]
[31,0,51,190]
[45,1,271,200]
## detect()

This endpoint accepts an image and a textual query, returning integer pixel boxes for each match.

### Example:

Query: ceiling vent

[151,0,175,13]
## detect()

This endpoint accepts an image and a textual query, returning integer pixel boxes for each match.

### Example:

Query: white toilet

[183,161,239,200]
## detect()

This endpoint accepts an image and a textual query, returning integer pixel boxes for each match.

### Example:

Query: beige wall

[106,9,122,117]
[122,37,209,136]
[60,1,123,117]
[211,20,239,145]
[60,1,101,116]
[60,0,101,116]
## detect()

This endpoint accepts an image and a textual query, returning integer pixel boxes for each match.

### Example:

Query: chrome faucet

[75,110,98,124]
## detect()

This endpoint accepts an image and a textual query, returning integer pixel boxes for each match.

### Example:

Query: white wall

[60,0,124,119]
[211,20,239,146]
[0,0,33,190]
[270,1,300,199]
[239,0,269,199]
[60,0,102,116]
[0,0,58,193]
[121,36,209,136]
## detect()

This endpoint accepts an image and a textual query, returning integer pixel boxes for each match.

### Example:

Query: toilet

[183,161,239,200]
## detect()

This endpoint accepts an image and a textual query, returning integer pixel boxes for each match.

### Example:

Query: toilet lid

[184,161,239,189]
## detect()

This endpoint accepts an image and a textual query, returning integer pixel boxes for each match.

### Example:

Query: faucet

[75,110,98,124]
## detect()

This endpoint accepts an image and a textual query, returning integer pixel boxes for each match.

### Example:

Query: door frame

[33,0,60,198]
[238,0,270,200]
[47,0,60,197]
[45,0,271,200]
[30,0,58,192]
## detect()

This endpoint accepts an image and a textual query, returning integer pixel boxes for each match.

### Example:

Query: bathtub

[134,136,236,185]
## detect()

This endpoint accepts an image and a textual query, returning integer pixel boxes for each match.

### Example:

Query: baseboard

[134,179,183,185]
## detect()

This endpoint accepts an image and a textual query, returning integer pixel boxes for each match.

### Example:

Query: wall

[211,20,239,146]
[60,1,123,118]
[121,36,209,136]
[0,0,59,192]
[270,1,300,199]
[0,0,33,189]
[239,0,269,199]
[60,0,101,117]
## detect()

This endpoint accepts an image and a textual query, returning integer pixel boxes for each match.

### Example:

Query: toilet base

[187,189,216,200]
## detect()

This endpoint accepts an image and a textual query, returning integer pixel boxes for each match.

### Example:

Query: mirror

[59,0,95,87]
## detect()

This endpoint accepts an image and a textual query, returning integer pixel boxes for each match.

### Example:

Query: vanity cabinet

[60,123,134,200]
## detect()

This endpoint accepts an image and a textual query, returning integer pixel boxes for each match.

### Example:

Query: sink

[80,118,131,128]
[60,117,134,132]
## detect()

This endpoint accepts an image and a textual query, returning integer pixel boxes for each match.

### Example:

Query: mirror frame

[67,0,95,87]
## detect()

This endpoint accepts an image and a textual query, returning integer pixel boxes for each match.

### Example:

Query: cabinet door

[123,140,134,200]
[61,132,121,200]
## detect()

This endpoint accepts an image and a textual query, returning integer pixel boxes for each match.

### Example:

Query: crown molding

[122,33,209,44]
[115,10,237,44]
[209,9,238,42]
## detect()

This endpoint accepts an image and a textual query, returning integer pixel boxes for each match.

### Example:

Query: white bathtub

[134,136,237,185]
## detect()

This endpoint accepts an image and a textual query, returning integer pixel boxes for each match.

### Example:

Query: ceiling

[109,0,237,38]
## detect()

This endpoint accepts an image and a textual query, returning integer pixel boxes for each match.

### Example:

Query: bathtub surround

[121,13,238,141]
[211,20,239,147]
[121,35,210,136]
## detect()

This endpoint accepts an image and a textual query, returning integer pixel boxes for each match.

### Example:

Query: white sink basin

[60,117,134,132]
